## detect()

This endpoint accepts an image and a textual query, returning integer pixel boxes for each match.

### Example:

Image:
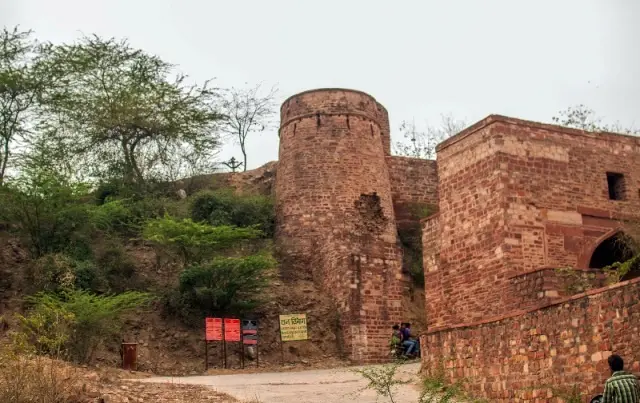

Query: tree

[0,26,46,184]
[552,104,639,135]
[220,83,277,171]
[0,164,93,259]
[40,35,223,187]
[393,114,466,159]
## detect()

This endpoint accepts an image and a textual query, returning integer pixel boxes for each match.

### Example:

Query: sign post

[223,318,241,369]
[278,313,308,365]
[242,319,259,368]
[204,317,258,370]
[204,318,223,370]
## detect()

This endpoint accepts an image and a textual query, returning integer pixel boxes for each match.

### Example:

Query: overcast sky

[2,0,638,170]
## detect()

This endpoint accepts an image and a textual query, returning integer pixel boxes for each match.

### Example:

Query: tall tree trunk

[0,139,9,185]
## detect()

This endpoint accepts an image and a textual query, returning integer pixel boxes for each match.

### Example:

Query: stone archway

[587,231,639,281]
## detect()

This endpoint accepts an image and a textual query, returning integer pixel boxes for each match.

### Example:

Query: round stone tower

[275,89,402,363]
[276,89,396,272]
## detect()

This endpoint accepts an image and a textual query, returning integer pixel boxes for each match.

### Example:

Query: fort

[273,88,640,399]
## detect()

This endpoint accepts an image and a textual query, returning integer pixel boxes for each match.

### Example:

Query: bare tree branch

[220,83,278,171]
[393,113,466,159]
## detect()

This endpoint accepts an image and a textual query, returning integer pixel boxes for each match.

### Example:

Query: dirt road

[139,363,422,402]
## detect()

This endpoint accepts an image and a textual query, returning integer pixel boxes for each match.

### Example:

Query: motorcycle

[590,395,603,403]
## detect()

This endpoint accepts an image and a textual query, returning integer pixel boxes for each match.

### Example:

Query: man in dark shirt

[602,354,640,403]
[400,323,417,358]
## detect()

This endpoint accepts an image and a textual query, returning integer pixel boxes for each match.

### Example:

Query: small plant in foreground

[420,362,487,403]
[0,311,81,403]
[353,361,409,403]
[549,384,584,403]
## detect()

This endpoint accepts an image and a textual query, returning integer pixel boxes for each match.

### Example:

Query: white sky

[2,0,638,170]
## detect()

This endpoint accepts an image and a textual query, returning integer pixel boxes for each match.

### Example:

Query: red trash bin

[121,342,138,371]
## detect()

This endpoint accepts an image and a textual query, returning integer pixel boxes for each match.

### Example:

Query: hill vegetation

[0,27,345,397]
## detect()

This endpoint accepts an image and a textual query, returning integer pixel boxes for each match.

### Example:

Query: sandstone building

[274,88,640,397]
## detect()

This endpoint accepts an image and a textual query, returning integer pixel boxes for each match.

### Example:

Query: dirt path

[138,363,422,403]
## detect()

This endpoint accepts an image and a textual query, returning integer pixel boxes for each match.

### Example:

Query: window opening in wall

[606,172,626,200]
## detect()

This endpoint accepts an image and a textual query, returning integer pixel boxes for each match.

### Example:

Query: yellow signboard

[279,313,308,342]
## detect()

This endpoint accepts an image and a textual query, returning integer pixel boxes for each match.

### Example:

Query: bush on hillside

[21,290,154,364]
[92,196,188,237]
[91,199,138,235]
[190,189,275,237]
[0,174,94,259]
[166,254,275,325]
[27,254,78,294]
[95,244,140,292]
[72,259,109,293]
[143,216,263,264]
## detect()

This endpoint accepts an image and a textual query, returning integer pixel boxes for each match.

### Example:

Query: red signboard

[205,318,223,341]
[224,318,241,342]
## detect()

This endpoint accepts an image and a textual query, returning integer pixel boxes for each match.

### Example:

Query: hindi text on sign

[279,313,308,342]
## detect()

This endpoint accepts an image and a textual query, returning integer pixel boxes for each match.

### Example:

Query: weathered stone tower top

[279,88,391,155]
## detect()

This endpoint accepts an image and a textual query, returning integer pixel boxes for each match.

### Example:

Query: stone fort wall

[422,115,640,399]
[275,89,424,362]
[274,87,640,380]
[421,278,640,401]
[424,115,640,330]
[275,88,439,362]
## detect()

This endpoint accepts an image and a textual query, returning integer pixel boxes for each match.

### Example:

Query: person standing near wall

[602,355,640,403]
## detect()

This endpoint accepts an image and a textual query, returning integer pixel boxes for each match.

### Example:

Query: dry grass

[0,352,81,403]
[0,345,237,403]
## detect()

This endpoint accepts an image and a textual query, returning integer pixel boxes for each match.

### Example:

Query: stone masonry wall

[492,118,640,276]
[386,156,438,226]
[421,278,640,402]
[426,116,640,330]
[506,268,607,312]
[275,89,402,363]
[421,214,440,323]
[426,124,508,329]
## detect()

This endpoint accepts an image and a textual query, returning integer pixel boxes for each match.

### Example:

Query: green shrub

[27,254,77,293]
[190,189,275,236]
[143,215,263,264]
[91,199,137,235]
[0,175,94,258]
[168,253,275,324]
[12,298,75,358]
[95,244,138,292]
[72,259,108,293]
[92,196,186,237]
[22,290,153,363]
[353,362,408,403]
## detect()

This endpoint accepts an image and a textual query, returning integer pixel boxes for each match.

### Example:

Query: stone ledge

[280,88,382,111]
[437,114,640,153]
[506,266,602,280]
[424,276,640,335]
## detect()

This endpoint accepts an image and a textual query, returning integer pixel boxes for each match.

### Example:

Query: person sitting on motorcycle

[602,354,640,403]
